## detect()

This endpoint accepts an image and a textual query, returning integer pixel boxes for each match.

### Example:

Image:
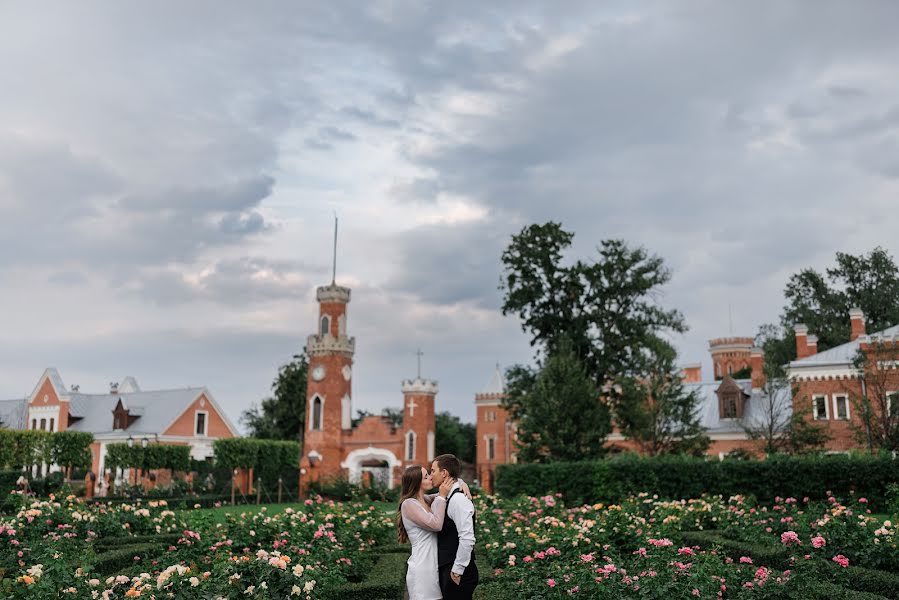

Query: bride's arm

[423,479,472,505]
[401,498,447,533]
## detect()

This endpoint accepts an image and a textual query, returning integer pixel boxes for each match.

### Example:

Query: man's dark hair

[433,454,461,479]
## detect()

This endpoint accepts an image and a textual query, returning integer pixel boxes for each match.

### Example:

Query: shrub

[496,454,899,508]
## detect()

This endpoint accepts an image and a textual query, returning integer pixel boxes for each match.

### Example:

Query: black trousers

[438,562,479,600]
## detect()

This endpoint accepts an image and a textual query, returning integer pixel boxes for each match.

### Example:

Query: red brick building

[475,366,514,492]
[300,280,437,489]
[786,308,893,451]
[474,312,891,488]
[0,370,238,478]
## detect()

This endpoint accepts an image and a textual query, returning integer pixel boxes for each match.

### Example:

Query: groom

[430,454,479,599]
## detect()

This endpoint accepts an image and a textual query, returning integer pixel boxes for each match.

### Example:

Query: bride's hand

[438,477,454,498]
[460,480,472,500]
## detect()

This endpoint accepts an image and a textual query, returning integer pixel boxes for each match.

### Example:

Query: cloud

[3,2,899,426]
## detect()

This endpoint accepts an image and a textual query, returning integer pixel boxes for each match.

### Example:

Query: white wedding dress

[401,496,447,600]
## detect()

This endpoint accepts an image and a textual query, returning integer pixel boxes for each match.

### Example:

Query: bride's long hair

[396,465,424,544]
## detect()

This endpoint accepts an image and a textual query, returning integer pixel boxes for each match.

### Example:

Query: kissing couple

[397,454,480,600]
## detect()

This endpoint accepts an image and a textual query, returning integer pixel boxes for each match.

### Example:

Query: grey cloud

[339,106,401,128]
[126,257,310,307]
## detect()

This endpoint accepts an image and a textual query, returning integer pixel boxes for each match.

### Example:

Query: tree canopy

[616,343,709,456]
[759,247,899,373]
[242,351,308,441]
[501,222,687,389]
[508,341,611,463]
[434,412,476,464]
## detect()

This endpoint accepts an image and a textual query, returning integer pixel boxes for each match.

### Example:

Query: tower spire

[332,212,338,284]
[415,348,424,379]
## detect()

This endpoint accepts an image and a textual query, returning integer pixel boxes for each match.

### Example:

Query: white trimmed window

[311,396,324,430]
[486,410,496,422]
[887,392,898,417]
[832,394,850,420]
[405,430,416,461]
[813,395,829,420]
[195,411,208,436]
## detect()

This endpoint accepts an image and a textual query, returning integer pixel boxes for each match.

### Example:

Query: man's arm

[448,494,475,577]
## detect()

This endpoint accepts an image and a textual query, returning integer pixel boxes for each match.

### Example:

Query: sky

[1,1,899,426]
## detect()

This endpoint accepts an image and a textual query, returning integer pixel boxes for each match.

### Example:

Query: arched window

[49,418,55,432]
[40,418,46,431]
[311,397,323,430]
[320,315,330,337]
[727,364,734,375]
[715,363,721,378]
[406,430,416,461]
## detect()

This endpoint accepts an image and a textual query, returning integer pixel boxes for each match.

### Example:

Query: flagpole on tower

[332,212,338,284]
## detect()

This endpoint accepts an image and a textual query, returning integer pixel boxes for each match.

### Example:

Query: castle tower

[401,377,437,466]
[709,337,754,380]
[475,365,511,493]
[303,283,355,480]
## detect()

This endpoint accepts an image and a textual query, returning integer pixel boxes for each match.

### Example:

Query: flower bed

[475,492,899,599]
[0,491,394,599]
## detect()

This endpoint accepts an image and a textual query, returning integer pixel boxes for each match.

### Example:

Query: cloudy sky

[2,2,898,425]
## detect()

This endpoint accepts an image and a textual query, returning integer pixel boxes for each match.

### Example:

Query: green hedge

[495,454,899,508]
[326,551,407,600]
[106,443,191,472]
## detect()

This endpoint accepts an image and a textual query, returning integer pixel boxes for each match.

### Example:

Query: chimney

[794,325,809,359]
[807,335,818,356]
[750,347,765,389]
[109,381,119,394]
[681,364,702,383]
[850,308,866,341]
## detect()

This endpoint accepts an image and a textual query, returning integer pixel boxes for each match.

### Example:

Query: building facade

[0,369,238,477]
[300,280,437,489]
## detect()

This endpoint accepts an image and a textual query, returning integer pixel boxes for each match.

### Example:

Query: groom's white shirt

[447,479,475,577]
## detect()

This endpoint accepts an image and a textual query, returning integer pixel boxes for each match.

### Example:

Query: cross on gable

[407,398,418,417]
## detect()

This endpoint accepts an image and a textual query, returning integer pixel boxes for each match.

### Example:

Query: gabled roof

[685,378,792,435]
[65,388,207,435]
[0,398,27,429]
[789,323,899,367]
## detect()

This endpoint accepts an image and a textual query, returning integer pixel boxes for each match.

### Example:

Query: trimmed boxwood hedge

[327,551,407,600]
[495,454,899,508]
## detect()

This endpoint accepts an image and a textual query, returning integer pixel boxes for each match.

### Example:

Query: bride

[396,465,470,600]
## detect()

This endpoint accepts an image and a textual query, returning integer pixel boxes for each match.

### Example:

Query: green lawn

[191,499,397,523]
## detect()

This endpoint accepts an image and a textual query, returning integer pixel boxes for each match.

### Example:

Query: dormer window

[716,378,747,419]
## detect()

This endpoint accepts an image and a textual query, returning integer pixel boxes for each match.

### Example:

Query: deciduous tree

[242,352,308,441]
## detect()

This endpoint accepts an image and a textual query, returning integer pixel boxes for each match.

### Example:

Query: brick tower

[709,337,754,380]
[303,282,355,481]
[400,377,437,467]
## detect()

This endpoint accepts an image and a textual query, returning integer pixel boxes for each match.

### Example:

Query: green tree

[616,344,709,456]
[501,223,687,389]
[49,431,93,478]
[242,351,308,441]
[758,247,899,374]
[434,412,476,464]
[850,342,899,453]
[512,341,611,463]
[351,409,373,427]
[382,407,404,428]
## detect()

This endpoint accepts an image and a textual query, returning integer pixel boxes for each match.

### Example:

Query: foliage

[0,493,395,598]
[616,343,709,456]
[495,454,899,509]
[511,341,611,463]
[381,407,403,428]
[105,443,191,471]
[434,411,476,464]
[212,438,300,473]
[474,491,896,599]
[241,351,308,441]
[48,432,93,474]
[757,247,899,373]
[500,222,687,389]
[0,430,51,470]
[850,341,899,453]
